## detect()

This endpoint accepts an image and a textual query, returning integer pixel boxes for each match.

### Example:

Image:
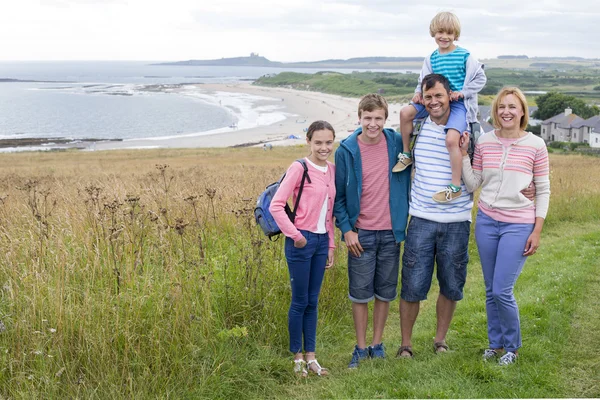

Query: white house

[590,132,600,148]
[540,108,599,144]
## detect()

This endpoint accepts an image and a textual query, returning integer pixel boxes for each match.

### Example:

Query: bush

[569,142,580,151]
[527,124,541,135]
[549,141,568,149]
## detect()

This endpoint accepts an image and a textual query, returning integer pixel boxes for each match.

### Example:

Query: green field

[0,148,598,398]
[254,66,600,105]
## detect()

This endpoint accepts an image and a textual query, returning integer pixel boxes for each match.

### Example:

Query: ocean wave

[129,87,292,141]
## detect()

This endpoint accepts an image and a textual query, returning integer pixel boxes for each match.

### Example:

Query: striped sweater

[461,130,550,219]
[410,118,474,223]
[430,47,470,92]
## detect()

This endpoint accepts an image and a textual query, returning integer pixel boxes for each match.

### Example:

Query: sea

[0,61,417,151]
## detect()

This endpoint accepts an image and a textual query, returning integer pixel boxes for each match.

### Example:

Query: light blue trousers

[475,211,534,352]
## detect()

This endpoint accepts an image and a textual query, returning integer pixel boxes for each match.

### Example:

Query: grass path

[273,222,600,399]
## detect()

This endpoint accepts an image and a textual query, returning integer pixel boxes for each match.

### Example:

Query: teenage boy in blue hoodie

[334,93,411,368]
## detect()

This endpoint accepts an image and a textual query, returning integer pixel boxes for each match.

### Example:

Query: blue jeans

[347,229,400,303]
[401,216,470,302]
[285,230,329,353]
[475,211,534,352]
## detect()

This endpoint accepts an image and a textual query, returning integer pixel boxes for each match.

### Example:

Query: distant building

[476,105,538,131]
[540,108,600,144]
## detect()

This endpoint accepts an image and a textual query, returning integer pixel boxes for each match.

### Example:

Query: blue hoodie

[334,127,411,243]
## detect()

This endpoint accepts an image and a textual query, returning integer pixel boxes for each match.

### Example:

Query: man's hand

[459,131,470,156]
[294,236,307,248]
[412,93,423,104]
[344,231,364,258]
[326,249,335,269]
[450,91,464,102]
[521,182,536,201]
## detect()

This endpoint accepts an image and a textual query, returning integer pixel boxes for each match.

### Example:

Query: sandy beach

[87,83,404,151]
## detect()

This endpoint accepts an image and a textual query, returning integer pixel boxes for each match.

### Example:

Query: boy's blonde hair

[429,11,461,39]
[491,87,530,130]
[358,93,389,120]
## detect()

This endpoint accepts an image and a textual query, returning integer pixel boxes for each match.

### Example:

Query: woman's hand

[523,231,540,256]
[326,249,335,269]
[450,91,464,101]
[294,236,307,248]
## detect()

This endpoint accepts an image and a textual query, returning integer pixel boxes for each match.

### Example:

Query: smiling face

[358,108,386,144]
[434,30,457,53]
[496,94,525,131]
[423,81,451,125]
[307,128,335,165]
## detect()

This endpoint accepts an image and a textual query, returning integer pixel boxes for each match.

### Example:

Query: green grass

[0,149,598,398]
[254,68,600,103]
[272,222,600,399]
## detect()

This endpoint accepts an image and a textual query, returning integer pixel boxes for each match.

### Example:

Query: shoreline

[0,83,404,152]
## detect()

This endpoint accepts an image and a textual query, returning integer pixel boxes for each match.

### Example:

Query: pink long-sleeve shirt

[269,158,336,249]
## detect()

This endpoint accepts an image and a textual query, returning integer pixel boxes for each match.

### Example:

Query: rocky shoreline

[0,137,122,150]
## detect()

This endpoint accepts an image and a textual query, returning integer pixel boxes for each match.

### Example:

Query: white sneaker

[482,349,499,361]
[498,351,517,365]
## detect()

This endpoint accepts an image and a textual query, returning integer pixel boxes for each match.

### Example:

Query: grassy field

[254,67,600,105]
[0,147,598,398]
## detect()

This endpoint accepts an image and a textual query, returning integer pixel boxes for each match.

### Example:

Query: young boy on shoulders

[392,11,486,203]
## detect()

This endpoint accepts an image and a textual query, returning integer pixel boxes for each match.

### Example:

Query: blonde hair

[491,87,530,130]
[429,11,461,39]
[358,93,389,120]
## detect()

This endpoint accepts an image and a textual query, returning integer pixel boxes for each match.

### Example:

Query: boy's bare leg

[446,128,462,187]
[352,302,369,349]
[371,299,390,346]
[400,106,418,154]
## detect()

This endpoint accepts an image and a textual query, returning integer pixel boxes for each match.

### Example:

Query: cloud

[0,0,599,60]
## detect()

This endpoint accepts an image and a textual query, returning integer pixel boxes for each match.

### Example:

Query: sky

[1,0,598,62]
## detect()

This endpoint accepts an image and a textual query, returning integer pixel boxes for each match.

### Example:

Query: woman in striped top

[460,87,550,366]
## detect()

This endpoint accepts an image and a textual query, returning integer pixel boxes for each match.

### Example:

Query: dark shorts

[412,100,468,134]
[348,229,400,303]
[401,216,470,302]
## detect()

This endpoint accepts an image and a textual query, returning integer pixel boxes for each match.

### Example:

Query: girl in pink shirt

[269,120,336,377]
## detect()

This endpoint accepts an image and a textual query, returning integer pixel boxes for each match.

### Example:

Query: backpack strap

[468,122,480,165]
[289,159,311,223]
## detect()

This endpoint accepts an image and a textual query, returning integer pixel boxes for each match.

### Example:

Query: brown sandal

[433,340,449,354]
[396,345,414,358]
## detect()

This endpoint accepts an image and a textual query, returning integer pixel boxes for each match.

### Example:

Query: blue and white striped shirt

[409,118,473,223]
[430,47,470,92]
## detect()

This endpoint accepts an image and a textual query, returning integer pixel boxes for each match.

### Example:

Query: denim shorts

[412,100,468,134]
[401,216,470,302]
[347,229,400,303]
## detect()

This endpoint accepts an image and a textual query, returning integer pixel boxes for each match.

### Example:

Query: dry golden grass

[0,147,597,398]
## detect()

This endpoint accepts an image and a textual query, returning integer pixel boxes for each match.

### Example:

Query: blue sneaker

[348,345,369,369]
[369,342,386,359]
